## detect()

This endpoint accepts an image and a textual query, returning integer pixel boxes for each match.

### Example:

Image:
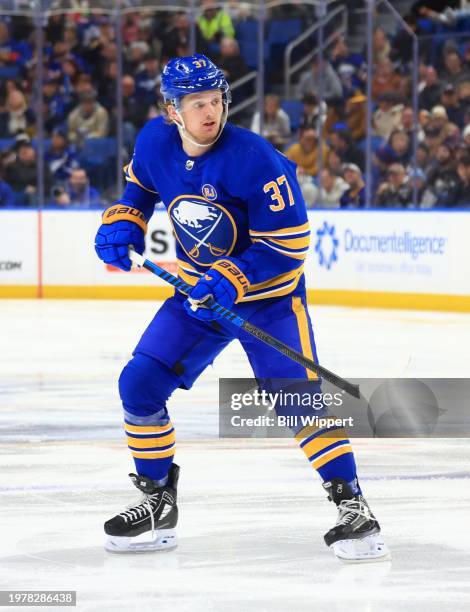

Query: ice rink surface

[1,299,470,612]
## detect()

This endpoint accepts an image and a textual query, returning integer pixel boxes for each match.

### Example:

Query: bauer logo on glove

[184,258,249,322]
[95,204,148,271]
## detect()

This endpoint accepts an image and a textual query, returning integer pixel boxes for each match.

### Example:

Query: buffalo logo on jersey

[168,195,237,266]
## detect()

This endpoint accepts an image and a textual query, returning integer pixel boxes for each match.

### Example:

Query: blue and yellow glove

[95,205,147,271]
[184,259,250,321]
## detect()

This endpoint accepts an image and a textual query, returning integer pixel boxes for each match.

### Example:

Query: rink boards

[1,208,469,311]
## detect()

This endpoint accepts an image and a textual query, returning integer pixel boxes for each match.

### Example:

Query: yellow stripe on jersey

[249,221,310,238]
[124,160,158,194]
[264,234,310,250]
[292,296,318,380]
[247,265,303,292]
[241,266,304,301]
[178,268,200,286]
[177,258,201,274]
[251,238,308,260]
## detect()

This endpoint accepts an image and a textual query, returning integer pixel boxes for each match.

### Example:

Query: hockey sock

[124,415,175,483]
[119,353,181,482]
[296,423,360,495]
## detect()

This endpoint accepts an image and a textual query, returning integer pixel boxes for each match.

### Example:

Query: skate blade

[105,528,178,554]
[331,533,391,563]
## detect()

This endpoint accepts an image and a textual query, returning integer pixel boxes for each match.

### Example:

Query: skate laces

[336,498,371,526]
[119,493,158,522]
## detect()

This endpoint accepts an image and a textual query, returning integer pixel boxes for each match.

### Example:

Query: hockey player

[95,54,389,562]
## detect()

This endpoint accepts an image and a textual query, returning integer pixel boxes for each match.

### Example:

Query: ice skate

[323,478,390,563]
[104,463,179,553]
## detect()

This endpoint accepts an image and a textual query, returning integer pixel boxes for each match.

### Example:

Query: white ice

[1,299,470,612]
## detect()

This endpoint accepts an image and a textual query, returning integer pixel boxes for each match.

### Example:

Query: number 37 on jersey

[263,175,295,212]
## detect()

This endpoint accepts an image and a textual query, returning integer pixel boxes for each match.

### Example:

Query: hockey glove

[184,259,249,322]
[95,205,147,271]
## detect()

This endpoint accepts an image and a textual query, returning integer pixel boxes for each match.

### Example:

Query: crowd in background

[0,0,469,208]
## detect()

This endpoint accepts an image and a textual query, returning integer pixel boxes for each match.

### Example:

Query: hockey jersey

[118,117,310,302]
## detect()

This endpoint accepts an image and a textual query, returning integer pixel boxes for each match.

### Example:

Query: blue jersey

[119,117,310,302]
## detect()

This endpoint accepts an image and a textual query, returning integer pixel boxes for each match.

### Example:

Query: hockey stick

[129,248,360,399]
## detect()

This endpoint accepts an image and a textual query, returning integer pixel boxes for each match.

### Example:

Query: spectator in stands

[417,142,433,174]
[298,58,343,104]
[327,150,343,176]
[0,89,35,138]
[459,78,470,104]
[371,61,403,101]
[197,0,235,44]
[375,131,412,178]
[136,54,161,104]
[0,167,14,207]
[67,90,109,145]
[427,142,460,206]
[122,12,141,45]
[372,27,391,64]
[121,75,148,149]
[401,106,417,141]
[161,13,193,60]
[340,164,365,208]
[330,36,365,80]
[408,168,437,208]
[98,60,118,110]
[455,156,470,207]
[464,124,470,148]
[136,18,162,60]
[391,14,419,65]
[125,41,150,75]
[419,108,431,133]
[337,63,358,101]
[329,127,365,171]
[45,129,79,182]
[45,14,65,46]
[52,168,100,208]
[250,95,291,150]
[375,163,413,208]
[0,20,31,71]
[43,77,67,134]
[285,126,329,177]
[5,141,51,206]
[300,93,326,130]
[419,66,442,111]
[315,167,349,208]
[66,73,95,111]
[62,22,85,60]
[345,94,367,141]
[373,92,404,140]
[440,49,470,88]
[440,83,465,129]
[217,37,249,84]
[429,105,451,141]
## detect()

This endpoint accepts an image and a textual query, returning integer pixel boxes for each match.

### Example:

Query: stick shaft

[131,252,360,399]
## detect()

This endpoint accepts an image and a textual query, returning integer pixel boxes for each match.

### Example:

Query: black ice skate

[323,478,390,562]
[104,463,179,553]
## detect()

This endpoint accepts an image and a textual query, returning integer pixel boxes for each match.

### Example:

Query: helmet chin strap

[172,102,229,150]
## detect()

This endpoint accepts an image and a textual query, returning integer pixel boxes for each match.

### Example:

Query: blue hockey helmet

[161,53,231,106]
